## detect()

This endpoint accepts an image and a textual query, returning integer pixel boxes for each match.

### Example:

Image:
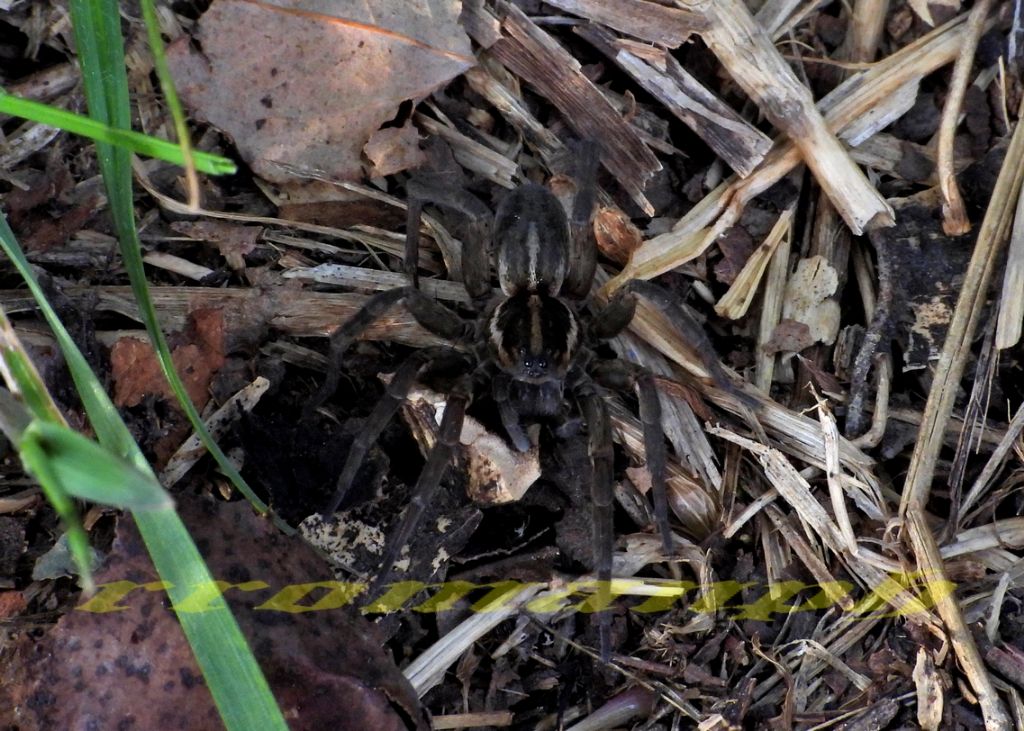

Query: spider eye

[538,358,547,369]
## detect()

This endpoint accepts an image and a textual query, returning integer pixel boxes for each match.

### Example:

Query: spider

[307,141,739,659]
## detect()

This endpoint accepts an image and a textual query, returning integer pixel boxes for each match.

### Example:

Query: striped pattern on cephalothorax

[487,292,580,382]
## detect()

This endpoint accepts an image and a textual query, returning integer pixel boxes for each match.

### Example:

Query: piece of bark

[489,2,662,214]
[575,24,772,177]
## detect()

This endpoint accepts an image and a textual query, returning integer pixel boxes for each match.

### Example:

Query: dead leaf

[714,226,755,286]
[913,647,944,731]
[781,256,840,346]
[594,206,643,266]
[400,383,541,505]
[0,497,429,731]
[364,122,427,178]
[171,220,261,271]
[166,0,474,185]
[0,591,27,620]
[763,319,814,355]
[110,308,226,409]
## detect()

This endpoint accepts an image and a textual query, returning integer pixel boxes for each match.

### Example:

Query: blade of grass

[0,91,236,175]
[67,0,280,525]
[0,212,289,731]
[139,0,202,207]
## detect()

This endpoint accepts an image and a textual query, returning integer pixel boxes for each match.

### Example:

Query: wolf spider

[308,142,737,659]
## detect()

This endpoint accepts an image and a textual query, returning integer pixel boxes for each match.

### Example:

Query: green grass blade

[67,0,274,519]
[0,213,289,730]
[22,421,173,511]
[0,91,236,175]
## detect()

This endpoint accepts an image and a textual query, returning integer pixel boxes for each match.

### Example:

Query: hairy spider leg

[370,366,489,595]
[562,139,601,300]
[405,165,494,307]
[305,286,471,419]
[589,361,672,561]
[603,279,755,405]
[573,375,615,663]
[322,346,465,516]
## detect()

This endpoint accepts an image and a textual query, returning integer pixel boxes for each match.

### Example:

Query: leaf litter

[1,1,1024,729]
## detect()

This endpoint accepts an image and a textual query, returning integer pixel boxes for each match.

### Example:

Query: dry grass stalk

[576,24,772,177]
[285,263,474,303]
[413,111,518,189]
[403,583,544,696]
[753,208,793,392]
[542,0,706,45]
[901,94,1024,516]
[960,404,1024,520]
[489,2,662,214]
[842,0,891,63]
[604,12,977,292]
[160,376,270,487]
[678,0,893,234]
[753,0,804,38]
[995,181,1024,349]
[0,284,449,349]
[937,0,995,236]
[432,712,513,729]
[906,511,1012,729]
[715,206,793,320]
[463,62,563,163]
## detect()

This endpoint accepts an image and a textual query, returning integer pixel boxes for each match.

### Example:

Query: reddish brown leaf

[171,220,261,271]
[0,497,428,731]
[110,308,226,410]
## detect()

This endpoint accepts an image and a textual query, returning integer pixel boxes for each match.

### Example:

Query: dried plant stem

[606,11,977,292]
[844,0,891,63]
[938,0,995,236]
[678,0,893,234]
[906,511,1012,730]
[901,96,1024,516]
[995,180,1024,349]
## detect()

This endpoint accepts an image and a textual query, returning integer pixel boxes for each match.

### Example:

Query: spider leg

[562,140,601,300]
[493,374,532,452]
[572,374,615,662]
[406,142,493,307]
[593,279,754,407]
[589,361,672,561]
[370,367,481,594]
[322,346,460,516]
[304,287,472,418]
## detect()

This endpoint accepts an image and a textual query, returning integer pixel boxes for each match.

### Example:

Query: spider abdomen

[493,182,570,296]
[487,292,580,382]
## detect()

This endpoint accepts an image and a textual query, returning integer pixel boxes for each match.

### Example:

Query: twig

[937,0,995,235]
[906,511,1012,729]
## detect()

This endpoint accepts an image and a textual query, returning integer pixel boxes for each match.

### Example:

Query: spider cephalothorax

[307,141,740,660]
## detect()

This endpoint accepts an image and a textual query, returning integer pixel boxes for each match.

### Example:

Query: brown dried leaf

[166,0,474,184]
[913,648,944,731]
[110,308,226,410]
[594,206,643,266]
[1,497,428,730]
[171,220,261,271]
[364,121,427,178]
[763,319,814,355]
[781,256,840,347]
